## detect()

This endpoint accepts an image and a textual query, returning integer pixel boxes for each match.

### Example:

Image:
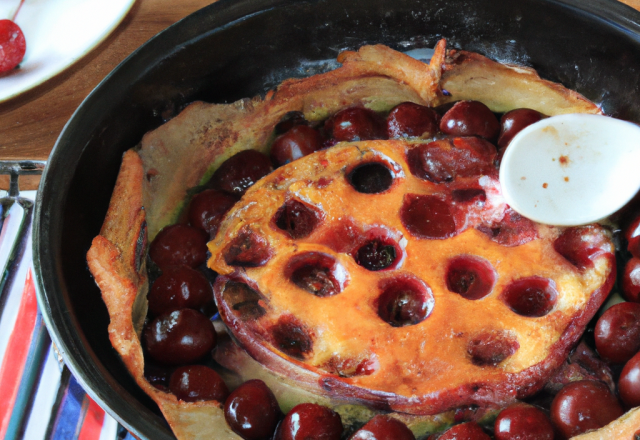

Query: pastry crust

[87,40,623,439]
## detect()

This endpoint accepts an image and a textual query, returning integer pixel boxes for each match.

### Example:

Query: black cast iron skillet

[33,0,640,438]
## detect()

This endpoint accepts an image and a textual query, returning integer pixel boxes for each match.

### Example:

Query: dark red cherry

[348,162,394,194]
[439,100,500,140]
[550,380,623,439]
[355,238,398,271]
[553,226,608,271]
[618,351,640,407]
[273,199,323,239]
[477,208,538,247]
[149,224,208,269]
[497,108,545,150]
[169,365,229,403]
[623,258,640,303]
[224,379,281,440]
[625,214,640,259]
[209,150,273,196]
[467,330,519,366]
[269,314,314,360]
[401,194,456,239]
[502,277,557,317]
[445,255,496,300]
[275,111,307,134]
[377,276,434,327]
[144,362,173,391]
[349,415,415,440]
[188,189,238,235]
[223,228,272,267]
[286,252,344,297]
[277,403,342,440]
[494,404,554,440]
[436,422,490,440]
[386,102,439,139]
[594,302,640,364]
[143,309,216,365]
[148,266,213,316]
[325,107,387,141]
[271,125,323,166]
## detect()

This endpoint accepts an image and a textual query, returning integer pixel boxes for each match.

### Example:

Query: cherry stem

[12,0,25,22]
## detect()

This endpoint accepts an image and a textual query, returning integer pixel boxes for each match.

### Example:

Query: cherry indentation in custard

[446,255,496,300]
[467,330,519,366]
[286,252,346,297]
[223,227,272,267]
[347,162,394,194]
[377,276,434,327]
[452,188,487,204]
[169,365,229,403]
[221,280,267,320]
[324,107,387,142]
[439,100,500,140]
[502,277,557,317]
[401,194,456,239]
[355,238,398,271]
[386,101,439,139]
[553,226,608,271]
[149,224,208,269]
[316,217,362,254]
[477,208,538,247]
[148,265,213,317]
[273,199,323,239]
[321,353,378,377]
[209,150,273,196]
[270,314,314,360]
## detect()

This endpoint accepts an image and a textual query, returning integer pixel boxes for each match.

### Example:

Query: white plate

[0,0,136,103]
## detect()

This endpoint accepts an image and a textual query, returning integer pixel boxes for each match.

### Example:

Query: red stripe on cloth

[0,269,38,439]
[78,397,105,440]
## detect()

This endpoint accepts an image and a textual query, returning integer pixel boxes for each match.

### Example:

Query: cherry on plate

[149,224,208,269]
[209,150,273,196]
[147,265,213,316]
[0,20,26,74]
[618,351,640,407]
[324,107,387,142]
[439,100,500,140]
[169,365,228,403]
[387,102,439,139]
[188,189,238,235]
[224,379,281,440]
[497,108,545,150]
[277,403,342,440]
[622,257,640,302]
[494,404,554,440]
[349,415,414,440]
[550,380,623,439]
[435,422,490,440]
[271,125,323,166]
[594,302,640,364]
[143,309,216,365]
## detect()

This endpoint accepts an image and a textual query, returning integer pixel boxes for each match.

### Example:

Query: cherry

[273,199,323,239]
[223,228,272,267]
[594,302,640,364]
[149,224,208,269]
[286,252,344,297]
[143,309,216,365]
[349,415,415,440]
[623,258,640,302]
[452,188,486,204]
[275,111,307,134]
[271,125,323,166]
[269,314,314,360]
[377,276,434,327]
[401,194,456,239]
[445,255,496,300]
[169,365,229,403]
[0,20,26,74]
[550,380,623,439]
[209,150,273,196]
[144,362,173,391]
[436,422,490,440]
[467,330,519,366]
[493,404,554,440]
[277,403,343,440]
[147,266,213,316]
[220,280,266,320]
[439,101,500,140]
[553,226,608,271]
[348,162,394,194]
[625,213,640,259]
[502,277,557,317]
[477,208,538,247]
[355,238,398,271]
[618,351,640,407]
[324,107,387,141]
[188,189,238,235]
[224,379,281,440]
[497,108,545,150]
[386,102,439,139]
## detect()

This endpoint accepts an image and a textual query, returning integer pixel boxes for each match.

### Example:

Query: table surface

[1,0,639,190]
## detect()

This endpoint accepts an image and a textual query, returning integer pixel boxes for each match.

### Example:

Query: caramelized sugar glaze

[87,40,640,439]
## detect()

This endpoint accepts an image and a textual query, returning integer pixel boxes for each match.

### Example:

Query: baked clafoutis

[86,40,640,439]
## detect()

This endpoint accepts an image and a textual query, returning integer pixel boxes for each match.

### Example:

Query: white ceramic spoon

[499,113,640,226]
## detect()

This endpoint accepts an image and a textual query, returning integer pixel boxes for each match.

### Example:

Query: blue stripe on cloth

[49,374,89,440]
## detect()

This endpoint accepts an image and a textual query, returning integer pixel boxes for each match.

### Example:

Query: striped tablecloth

[0,190,137,440]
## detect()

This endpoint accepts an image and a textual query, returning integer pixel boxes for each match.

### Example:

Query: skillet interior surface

[33,0,640,438]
